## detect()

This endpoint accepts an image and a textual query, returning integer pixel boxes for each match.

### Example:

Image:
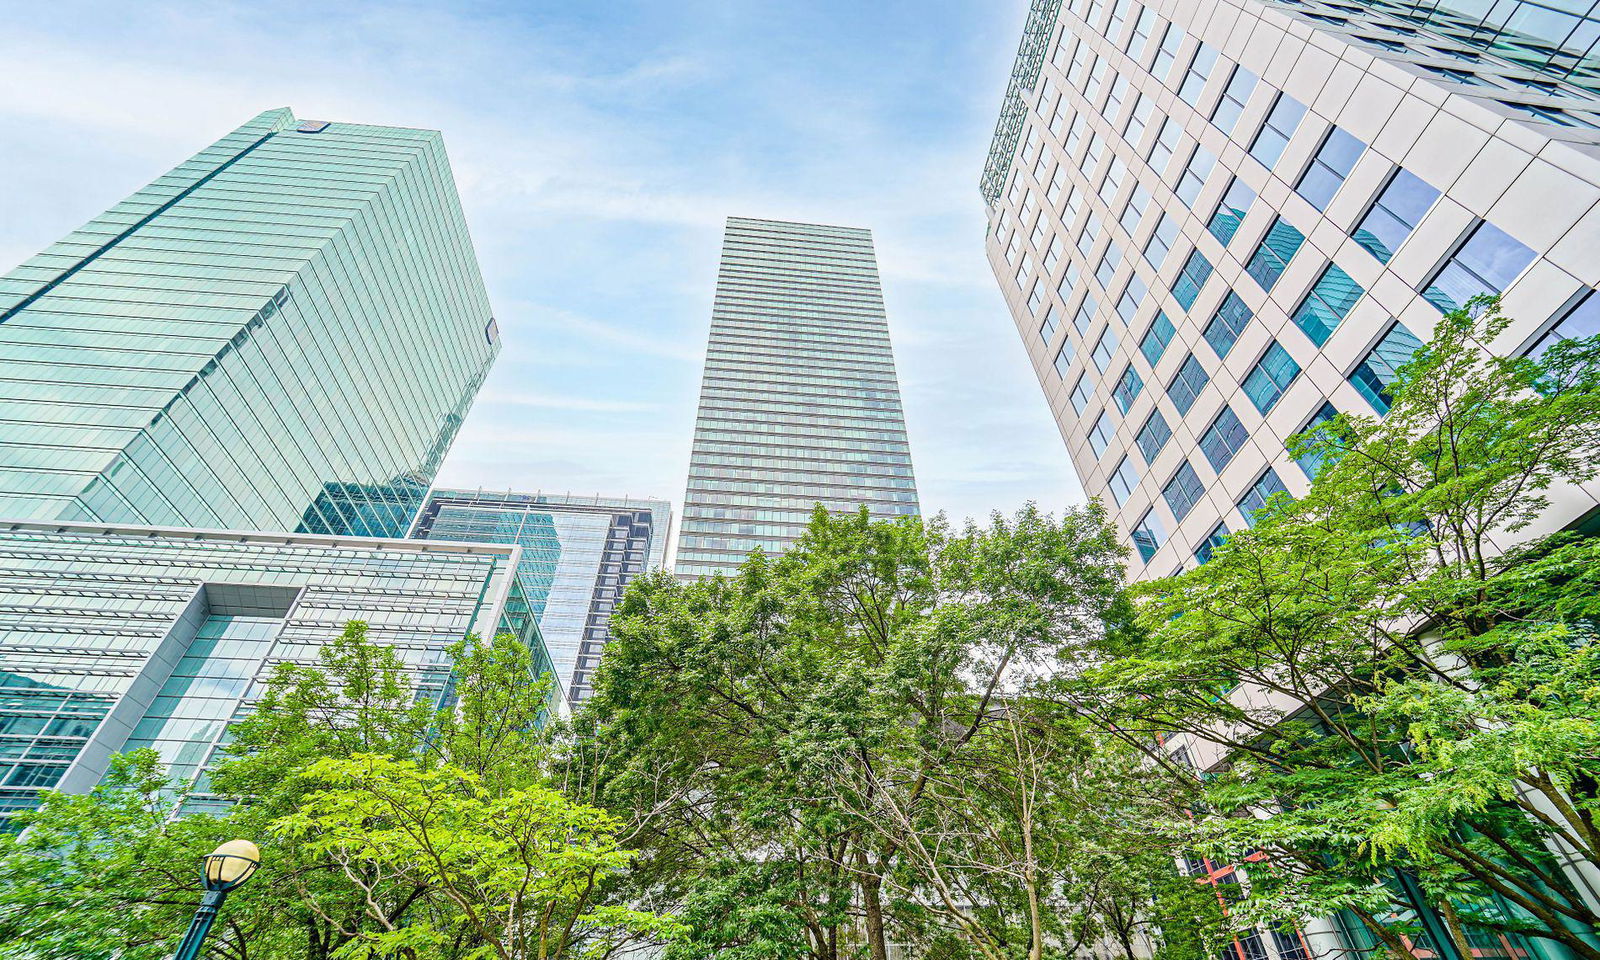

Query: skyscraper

[675,217,920,579]
[982,0,1600,583]
[0,107,498,538]
[410,491,671,705]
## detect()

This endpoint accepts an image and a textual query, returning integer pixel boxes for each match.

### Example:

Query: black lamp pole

[172,841,260,960]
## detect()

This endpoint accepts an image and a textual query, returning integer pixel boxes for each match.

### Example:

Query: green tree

[570,503,1215,960]
[1052,301,1600,960]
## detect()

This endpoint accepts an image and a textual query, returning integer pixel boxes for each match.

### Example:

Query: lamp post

[171,840,261,960]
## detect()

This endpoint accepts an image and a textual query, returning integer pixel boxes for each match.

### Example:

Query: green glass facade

[676,217,920,579]
[411,491,671,704]
[0,521,532,814]
[0,108,498,537]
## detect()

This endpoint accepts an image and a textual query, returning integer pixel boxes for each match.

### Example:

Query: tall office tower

[675,217,920,579]
[983,3,1600,960]
[0,107,498,538]
[0,520,532,815]
[983,0,1600,586]
[410,491,671,705]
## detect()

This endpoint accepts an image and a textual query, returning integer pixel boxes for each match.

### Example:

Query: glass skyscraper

[0,107,498,538]
[675,217,920,579]
[410,491,671,705]
[0,520,529,814]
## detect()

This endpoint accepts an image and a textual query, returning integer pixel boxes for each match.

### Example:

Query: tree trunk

[857,849,889,960]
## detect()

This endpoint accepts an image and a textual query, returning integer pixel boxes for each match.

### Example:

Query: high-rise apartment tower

[0,107,498,538]
[411,491,671,704]
[675,217,920,579]
[983,0,1600,583]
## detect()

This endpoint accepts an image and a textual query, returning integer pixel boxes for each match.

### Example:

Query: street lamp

[171,840,261,960]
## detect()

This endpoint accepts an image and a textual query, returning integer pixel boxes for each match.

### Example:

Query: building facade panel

[675,217,920,579]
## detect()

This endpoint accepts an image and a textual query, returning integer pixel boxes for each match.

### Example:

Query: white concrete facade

[984,0,1600,579]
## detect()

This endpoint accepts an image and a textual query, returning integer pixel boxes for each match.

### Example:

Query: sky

[0,0,1085,526]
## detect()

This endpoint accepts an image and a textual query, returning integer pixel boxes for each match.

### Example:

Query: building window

[1103,74,1131,121]
[1140,312,1176,366]
[1015,253,1034,289]
[1172,249,1214,309]
[1109,456,1140,506]
[1211,65,1258,134]
[1088,409,1115,457]
[1144,213,1181,269]
[1127,8,1158,59]
[1200,405,1250,471]
[1270,929,1310,960]
[1092,328,1120,372]
[1040,305,1061,343]
[1177,43,1219,105]
[1208,177,1256,245]
[1163,460,1206,520]
[1238,467,1289,526]
[1293,263,1364,345]
[1116,275,1148,325]
[1246,216,1305,291]
[1529,290,1600,359]
[1204,292,1253,358]
[1152,22,1185,79]
[1167,353,1210,414]
[1149,117,1184,172]
[1107,0,1132,42]
[1078,214,1101,257]
[1043,235,1062,272]
[1349,322,1425,414]
[1137,409,1173,463]
[1242,340,1301,414]
[1113,363,1145,413]
[1121,183,1151,234]
[1028,281,1045,314]
[1097,241,1123,289]
[1249,92,1308,170]
[1053,340,1076,378]
[1239,930,1270,960]
[1422,64,1494,86]
[1500,102,1600,128]
[1100,157,1127,206]
[1125,94,1156,143]
[1194,522,1230,563]
[1176,146,1217,207]
[1294,401,1341,479]
[1295,126,1366,211]
[1073,294,1098,334]
[1352,168,1439,263]
[1132,508,1168,561]
[1422,221,1537,314]
[1070,374,1094,415]
[1057,259,1080,301]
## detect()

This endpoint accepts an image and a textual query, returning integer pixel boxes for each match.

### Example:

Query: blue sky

[0,0,1083,524]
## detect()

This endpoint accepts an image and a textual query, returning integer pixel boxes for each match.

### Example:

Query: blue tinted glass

[1173,250,1214,308]
[1163,460,1206,520]
[1246,218,1305,291]
[1423,222,1537,313]
[1167,354,1210,414]
[1204,292,1253,358]
[1250,94,1307,169]
[1352,168,1439,262]
[1238,467,1290,526]
[1137,410,1172,464]
[1200,406,1249,470]
[1295,127,1366,210]
[1530,291,1600,359]
[1195,522,1230,564]
[1242,341,1301,414]
[1293,265,1364,345]
[1294,401,1341,478]
[1133,508,1167,561]
[1140,312,1176,366]
[1349,322,1425,414]
[1114,364,1145,413]
[1208,178,1256,245]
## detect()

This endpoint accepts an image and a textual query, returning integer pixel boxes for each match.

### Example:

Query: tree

[0,623,674,960]
[1050,301,1600,960]
[569,503,1218,960]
